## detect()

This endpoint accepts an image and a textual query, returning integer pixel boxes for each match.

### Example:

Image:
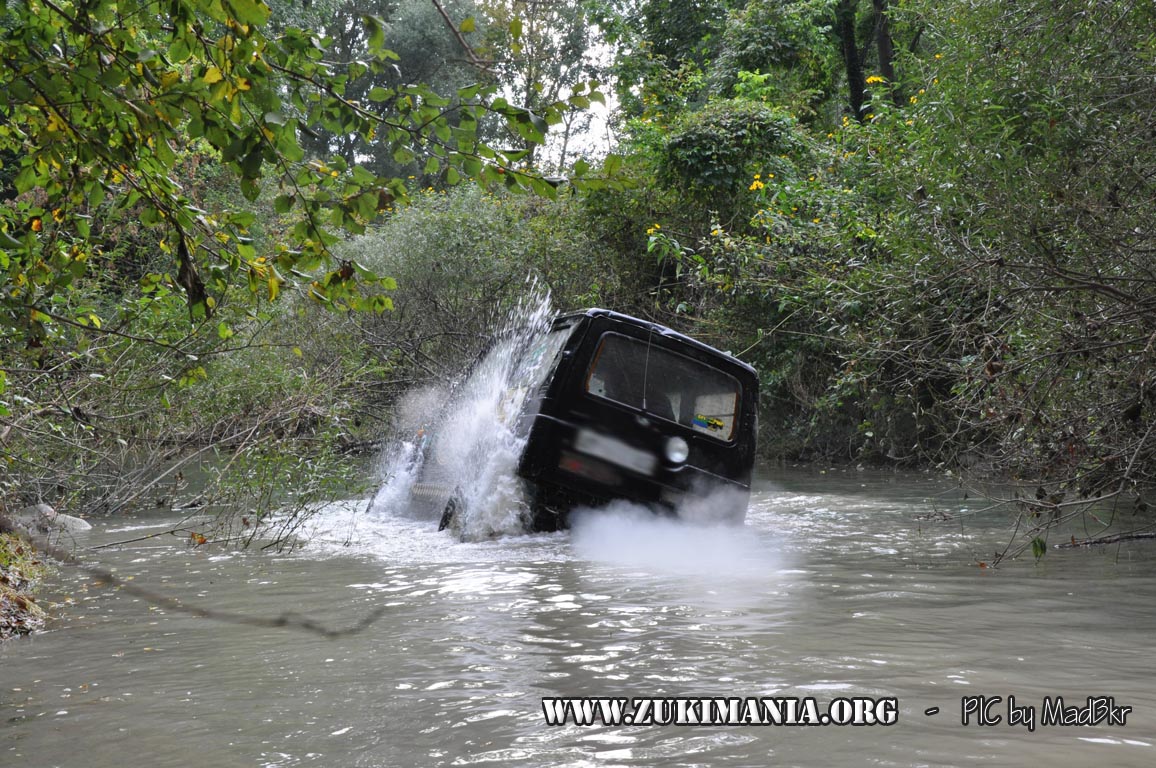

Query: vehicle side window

[520,325,574,392]
[584,333,741,441]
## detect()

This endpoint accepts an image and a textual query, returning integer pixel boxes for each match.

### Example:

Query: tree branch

[429,0,496,74]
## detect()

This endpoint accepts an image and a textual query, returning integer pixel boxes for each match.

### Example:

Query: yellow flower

[866,75,886,85]
[749,180,765,191]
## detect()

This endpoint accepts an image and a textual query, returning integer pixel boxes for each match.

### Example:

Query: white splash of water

[569,491,777,580]
[367,385,449,518]
[367,439,420,516]
[368,285,556,541]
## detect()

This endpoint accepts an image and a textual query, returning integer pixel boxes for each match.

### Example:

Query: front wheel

[437,486,466,532]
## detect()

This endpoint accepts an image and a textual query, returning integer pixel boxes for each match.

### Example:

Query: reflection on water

[3,468,1156,767]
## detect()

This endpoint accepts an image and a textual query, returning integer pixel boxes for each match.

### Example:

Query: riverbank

[0,533,46,640]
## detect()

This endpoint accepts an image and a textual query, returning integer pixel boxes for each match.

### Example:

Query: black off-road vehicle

[415,309,759,531]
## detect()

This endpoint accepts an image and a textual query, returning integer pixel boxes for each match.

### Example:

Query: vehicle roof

[552,308,758,377]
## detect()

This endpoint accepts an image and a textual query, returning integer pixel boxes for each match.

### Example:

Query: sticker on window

[693,414,725,432]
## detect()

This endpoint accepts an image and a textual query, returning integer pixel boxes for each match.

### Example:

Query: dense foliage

[2,0,1154,566]
[0,0,603,540]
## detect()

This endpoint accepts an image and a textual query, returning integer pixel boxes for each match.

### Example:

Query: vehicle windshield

[584,333,741,441]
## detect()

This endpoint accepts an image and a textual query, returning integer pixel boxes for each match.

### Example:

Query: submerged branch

[1,517,386,639]
[1057,531,1156,549]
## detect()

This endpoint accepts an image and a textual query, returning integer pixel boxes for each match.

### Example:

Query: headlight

[664,436,689,464]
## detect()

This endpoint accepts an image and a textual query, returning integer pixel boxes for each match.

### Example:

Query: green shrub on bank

[332,184,631,389]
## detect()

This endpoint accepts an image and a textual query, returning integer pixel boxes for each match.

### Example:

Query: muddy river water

[4,467,1156,767]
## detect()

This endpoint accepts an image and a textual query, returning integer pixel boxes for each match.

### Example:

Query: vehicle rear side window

[585,333,741,441]
[520,324,574,392]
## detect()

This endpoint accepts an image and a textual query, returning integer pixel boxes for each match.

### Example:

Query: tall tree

[832,0,904,120]
[477,0,607,169]
[296,0,489,179]
[595,0,734,120]
[707,0,839,121]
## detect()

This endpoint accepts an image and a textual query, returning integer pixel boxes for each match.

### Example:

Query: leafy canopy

[0,0,604,348]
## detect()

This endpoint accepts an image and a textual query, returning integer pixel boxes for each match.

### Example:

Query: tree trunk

[873,0,901,105]
[836,0,867,120]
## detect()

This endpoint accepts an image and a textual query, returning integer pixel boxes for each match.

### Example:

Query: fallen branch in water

[1,514,386,639]
[87,526,199,550]
[84,564,389,638]
[1056,531,1156,549]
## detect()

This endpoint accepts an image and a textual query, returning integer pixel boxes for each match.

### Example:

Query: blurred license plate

[574,429,657,476]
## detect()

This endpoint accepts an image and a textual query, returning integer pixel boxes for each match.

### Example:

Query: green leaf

[169,37,192,62]
[1031,537,1047,561]
[603,153,624,177]
[354,191,379,220]
[509,17,523,40]
[351,165,377,184]
[530,176,558,200]
[229,0,271,26]
[364,14,386,53]
[460,16,476,33]
[240,149,263,180]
